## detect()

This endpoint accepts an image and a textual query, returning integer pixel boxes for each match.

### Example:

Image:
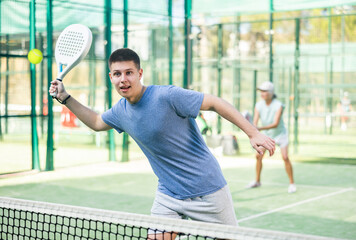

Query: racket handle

[50,90,57,97]
[50,78,62,98]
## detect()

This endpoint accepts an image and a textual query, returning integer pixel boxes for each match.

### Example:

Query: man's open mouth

[120,86,131,90]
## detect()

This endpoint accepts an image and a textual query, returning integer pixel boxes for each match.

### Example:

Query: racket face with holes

[55,24,92,80]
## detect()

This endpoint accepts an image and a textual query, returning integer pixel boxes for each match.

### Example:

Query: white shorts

[149,185,238,235]
[274,133,289,148]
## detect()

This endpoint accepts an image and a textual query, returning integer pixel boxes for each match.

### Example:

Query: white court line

[229,179,345,190]
[237,188,355,223]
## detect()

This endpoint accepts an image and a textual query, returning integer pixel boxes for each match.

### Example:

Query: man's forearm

[204,96,259,137]
[50,78,110,131]
[201,94,276,155]
[62,95,105,131]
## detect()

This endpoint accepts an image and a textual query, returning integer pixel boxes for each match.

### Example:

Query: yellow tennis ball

[28,49,43,64]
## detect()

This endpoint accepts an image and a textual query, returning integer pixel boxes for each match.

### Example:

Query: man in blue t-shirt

[50,48,275,239]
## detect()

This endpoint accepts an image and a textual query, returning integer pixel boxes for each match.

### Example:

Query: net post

[29,0,41,171]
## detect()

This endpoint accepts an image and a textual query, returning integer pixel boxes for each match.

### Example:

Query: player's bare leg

[247,148,265,188]
[281,145,296,193]
[255,149,266,183]
[281,145,294,184]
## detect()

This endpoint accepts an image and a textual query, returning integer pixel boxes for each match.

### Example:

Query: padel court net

[0,197,337,240]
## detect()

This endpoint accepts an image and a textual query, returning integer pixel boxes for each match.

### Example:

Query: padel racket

[50,24,92,97]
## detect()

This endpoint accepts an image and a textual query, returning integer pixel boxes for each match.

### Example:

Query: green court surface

[1,126,356,174]
[1,157,355,239]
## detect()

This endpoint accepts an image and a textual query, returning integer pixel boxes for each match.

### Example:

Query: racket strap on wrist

[54,95,71,105]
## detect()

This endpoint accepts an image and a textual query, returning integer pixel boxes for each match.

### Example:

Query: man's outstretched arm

[49,79,112,132]
[200,94,275,156]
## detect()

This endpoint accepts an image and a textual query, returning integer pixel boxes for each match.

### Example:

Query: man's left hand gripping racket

[50,24,92,99]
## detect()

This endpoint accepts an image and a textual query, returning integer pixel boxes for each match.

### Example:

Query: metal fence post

[234,15,241,112]
[168,0,173,85]
[39,33,44,136]
[269,0,274,82]
[329,59,333,135]
[0,0,2,141]
[252,70,257,120]
[151,29,157,85]
[121,0,129,162]
[105,0,116,162]
[183,0,192,89]
[46,0,54,171]
[217,24,223,134]
[293,18,300,154]
[5,34,9,133]
[29,0,40,170]
[287,67,292,140]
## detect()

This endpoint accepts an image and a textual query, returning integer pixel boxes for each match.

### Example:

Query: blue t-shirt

[102,85,227,199]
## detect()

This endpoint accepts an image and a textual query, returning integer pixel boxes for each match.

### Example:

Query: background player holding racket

[50,48,275,239]
[247,81,296,193]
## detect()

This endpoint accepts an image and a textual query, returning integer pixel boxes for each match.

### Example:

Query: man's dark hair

[109,48,141,70]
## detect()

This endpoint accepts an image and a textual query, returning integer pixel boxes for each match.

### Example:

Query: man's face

[109,61,143,99]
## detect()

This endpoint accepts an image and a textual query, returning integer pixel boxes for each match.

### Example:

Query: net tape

[0,197,342,240]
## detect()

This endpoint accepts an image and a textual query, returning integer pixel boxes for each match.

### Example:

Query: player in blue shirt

[50,48,275,239]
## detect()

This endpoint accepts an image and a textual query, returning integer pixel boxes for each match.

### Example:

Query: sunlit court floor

[1,156,355,239]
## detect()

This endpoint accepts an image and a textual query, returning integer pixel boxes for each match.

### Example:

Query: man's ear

[139,68,143,80]
[109,72,113,83]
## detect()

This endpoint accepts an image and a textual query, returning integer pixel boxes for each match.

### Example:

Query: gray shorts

[150,185,238,228]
